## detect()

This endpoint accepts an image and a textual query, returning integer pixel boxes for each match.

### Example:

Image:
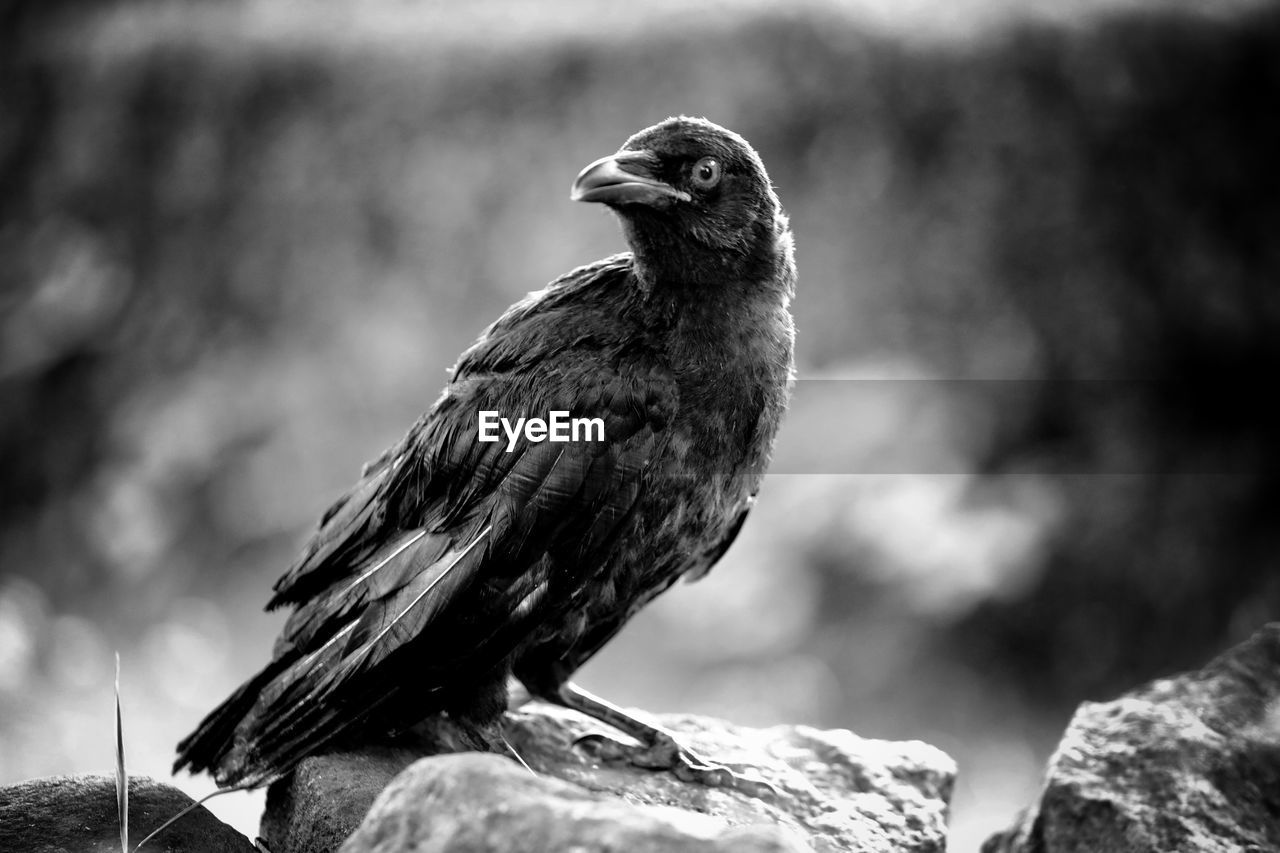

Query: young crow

[174,116,796,796]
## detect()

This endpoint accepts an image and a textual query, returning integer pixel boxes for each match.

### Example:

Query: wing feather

[176,258,679,785]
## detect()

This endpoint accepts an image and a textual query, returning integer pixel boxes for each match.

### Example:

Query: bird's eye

[690,157,722,190]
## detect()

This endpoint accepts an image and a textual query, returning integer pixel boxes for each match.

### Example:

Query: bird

[173,116,796,796]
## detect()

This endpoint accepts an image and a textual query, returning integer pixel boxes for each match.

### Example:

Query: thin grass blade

[114,652,128,853]
[133,787,240,851]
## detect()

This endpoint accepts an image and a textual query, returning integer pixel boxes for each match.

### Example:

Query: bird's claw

[571,732,781,799]
[573,731,636,763]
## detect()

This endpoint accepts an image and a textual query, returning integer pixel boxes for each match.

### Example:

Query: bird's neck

[625,213,794,315]
[621,214,796,396]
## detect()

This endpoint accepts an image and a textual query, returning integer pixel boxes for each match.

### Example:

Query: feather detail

[332,529,428,601]
[296,621,357,669]
[241,524,494,771]
[353,525,492,660]
[276,528,441,655]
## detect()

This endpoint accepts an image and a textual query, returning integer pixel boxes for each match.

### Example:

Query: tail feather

[174,525,492,785]
[176,517,500,786]
[172,655,295,779]
[251,528,491,751]
[230,686,400,786]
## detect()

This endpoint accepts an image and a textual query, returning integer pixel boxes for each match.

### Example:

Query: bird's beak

[570,150,691,207]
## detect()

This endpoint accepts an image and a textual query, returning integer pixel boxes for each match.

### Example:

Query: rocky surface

[262,745,428,853]
[264,703,955,853]
[985,623,1280,853]
[0,774,256,853]
[339,754,812,853]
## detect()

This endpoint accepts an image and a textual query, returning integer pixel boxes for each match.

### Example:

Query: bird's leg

[550,681,778,798]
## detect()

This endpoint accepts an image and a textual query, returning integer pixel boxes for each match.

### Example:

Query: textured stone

[339,753,811,853]
[265,704,955,853]
[985,623,1280,853]
[0,774,256,853]
[262,745,427,853]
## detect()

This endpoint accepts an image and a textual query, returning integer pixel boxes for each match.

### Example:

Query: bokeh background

[3,0,1278,849]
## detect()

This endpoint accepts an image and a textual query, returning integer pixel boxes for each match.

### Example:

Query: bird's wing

[265,253,636,612]
[181,259,676,784]
[228,368,669,782]
[274,359,670,666]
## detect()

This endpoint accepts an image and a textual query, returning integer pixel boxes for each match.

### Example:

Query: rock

[984,623,1280,853]
[500,705,954,853]
[0,774,256,853]
[340,754,810,853]
[265,703,955,853]
[262,745,427,853]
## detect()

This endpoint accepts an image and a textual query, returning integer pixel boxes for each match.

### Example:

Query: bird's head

[571,117,791,289]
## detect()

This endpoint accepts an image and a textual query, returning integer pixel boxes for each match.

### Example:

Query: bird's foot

[573,731,780,799]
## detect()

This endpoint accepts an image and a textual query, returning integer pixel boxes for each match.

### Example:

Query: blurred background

[3,0,1278,849]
